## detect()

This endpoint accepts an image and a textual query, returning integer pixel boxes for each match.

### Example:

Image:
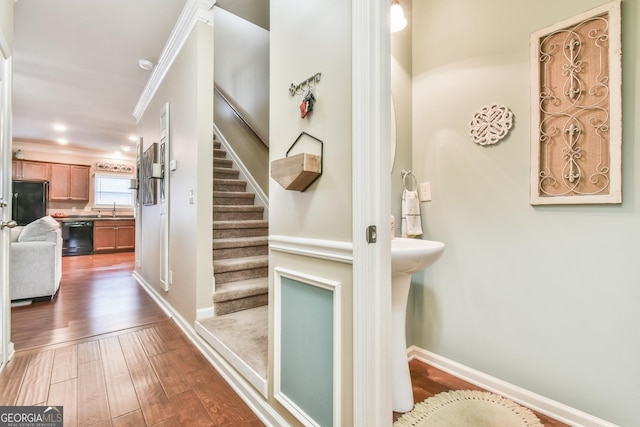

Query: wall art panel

[530,0,621,205]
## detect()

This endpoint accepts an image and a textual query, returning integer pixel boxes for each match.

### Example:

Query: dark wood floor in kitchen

[4,253,569,426]
[3,253,263,426]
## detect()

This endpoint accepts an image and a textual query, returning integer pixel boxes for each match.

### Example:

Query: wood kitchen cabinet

[12,160,50,181]
[49,163,90,201]
[93,220,135,253]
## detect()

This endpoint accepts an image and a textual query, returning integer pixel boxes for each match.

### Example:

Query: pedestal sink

[391,238,445,412]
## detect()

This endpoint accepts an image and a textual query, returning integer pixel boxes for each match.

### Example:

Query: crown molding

[133,0,215,121]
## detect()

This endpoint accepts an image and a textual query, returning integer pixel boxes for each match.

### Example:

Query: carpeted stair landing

[213,138,268,316]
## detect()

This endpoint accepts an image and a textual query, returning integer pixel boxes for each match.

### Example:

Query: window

[94,174,134,207]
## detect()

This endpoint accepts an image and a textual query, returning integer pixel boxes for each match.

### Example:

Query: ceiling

[12,0,187,156]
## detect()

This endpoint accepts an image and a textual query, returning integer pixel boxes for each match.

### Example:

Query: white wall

[214,7,269,143]
[0,0,13,51]
[409,0,639,425]
[136,22,213,324]
[270,0,354,424]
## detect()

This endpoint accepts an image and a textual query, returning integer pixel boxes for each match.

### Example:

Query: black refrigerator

[12,180,49,226]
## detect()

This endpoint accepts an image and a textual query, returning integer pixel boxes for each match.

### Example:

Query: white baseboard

[196,305,214,321]
[408,346,619,427]
[132,271,287,427]
[194,319,267,397]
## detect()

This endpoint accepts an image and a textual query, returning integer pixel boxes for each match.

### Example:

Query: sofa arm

[10,241,59,300]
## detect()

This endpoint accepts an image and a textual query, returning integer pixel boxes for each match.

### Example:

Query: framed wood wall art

[530,0,622,205]
[142,142,158,206]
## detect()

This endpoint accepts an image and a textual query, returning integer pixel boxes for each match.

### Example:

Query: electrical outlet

[419,182,432,201]
[168,270,173,285]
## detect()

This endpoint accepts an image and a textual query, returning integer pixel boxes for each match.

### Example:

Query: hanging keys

[300,90,316,119]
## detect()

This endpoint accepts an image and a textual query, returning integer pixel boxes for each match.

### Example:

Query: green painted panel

[281,277,333,426]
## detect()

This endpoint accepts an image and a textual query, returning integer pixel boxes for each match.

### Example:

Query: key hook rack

[289,72,322,96]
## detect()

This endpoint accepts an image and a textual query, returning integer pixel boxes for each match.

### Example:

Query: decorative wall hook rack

[289,72,322,96]
[271,132,323,192]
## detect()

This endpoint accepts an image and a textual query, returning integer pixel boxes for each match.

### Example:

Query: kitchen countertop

[55,216,136,222]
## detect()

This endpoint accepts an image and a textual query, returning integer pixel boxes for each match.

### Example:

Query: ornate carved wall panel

[530,0,621,205]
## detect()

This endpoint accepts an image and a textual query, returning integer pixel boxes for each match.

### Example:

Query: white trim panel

[273,267,342,427]
[269,235,353,264]
[408,346,619,427]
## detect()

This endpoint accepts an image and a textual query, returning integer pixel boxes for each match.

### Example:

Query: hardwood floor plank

[0,354,31,405]
[99,336,140,418]
[119,330,173,426]
[136,327,169,357]
[166,346,209,376]
[184,367,263,426]
[149,352,191,397]
[78,340,101,364]
[128,362,173,426]
[112,409,146,427]
[77,359,111,427]
[51,345,78,384]
[48,378,78,427]
[118,332,150,369]
[15,350,55,405]
[149,417,181,427]
[169,390,216,427]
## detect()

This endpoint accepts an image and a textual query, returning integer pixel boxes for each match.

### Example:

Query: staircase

[212,136,269,315]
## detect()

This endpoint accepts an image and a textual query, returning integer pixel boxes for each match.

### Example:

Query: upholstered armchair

[9,216,63,301]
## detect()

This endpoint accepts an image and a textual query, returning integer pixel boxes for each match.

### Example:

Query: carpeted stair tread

[213,219,268,229]
[213,277,268,302]
[213,178,247,192]
[213,148,227,158]
[213,236,268,249]
[213,205,263,213]
[213,191,255,205]
[213,167,239,178]
[213,158,233,168]
[213,205,264,221]
[213,255,268,273]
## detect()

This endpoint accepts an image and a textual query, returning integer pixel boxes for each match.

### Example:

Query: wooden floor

[3,253,263,426]
[395,359,571,426]
[10,253,169,351]
[3,253,569,426]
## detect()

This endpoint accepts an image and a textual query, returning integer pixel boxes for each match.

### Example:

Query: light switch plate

[419,182,432,201]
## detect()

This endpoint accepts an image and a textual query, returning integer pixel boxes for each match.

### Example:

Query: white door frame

[0,28,15,372]
[352,0,392,425]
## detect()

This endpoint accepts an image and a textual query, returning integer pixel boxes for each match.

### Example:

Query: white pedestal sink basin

[391,238,445,412]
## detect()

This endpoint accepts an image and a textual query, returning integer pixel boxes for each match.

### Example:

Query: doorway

[0,35,14,371]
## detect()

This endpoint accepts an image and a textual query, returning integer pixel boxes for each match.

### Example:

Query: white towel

[401,189,423,237]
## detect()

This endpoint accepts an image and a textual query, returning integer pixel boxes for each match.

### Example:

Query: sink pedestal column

[391,272,414,413]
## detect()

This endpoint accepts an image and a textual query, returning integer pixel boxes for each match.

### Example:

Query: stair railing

[214,84,268,148]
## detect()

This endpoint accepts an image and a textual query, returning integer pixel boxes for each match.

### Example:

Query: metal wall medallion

[468,103,514,146]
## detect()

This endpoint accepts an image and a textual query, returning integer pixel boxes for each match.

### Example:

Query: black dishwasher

[62,221,94,256]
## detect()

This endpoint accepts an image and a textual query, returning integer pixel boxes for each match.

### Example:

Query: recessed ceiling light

[57,138,68,144]
[138,59,154,70]
[128,135,138,142]
[120,145,132,152]
[53,124,66,131]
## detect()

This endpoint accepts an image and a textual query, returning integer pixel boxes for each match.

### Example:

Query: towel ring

[401,169,418,191]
